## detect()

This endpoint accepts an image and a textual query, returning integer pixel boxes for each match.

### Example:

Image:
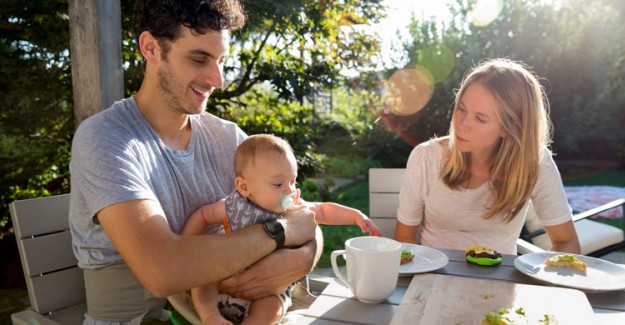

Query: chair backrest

[369,168,406,238]
[9,194,86,315]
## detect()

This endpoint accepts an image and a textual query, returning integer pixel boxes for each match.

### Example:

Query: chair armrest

[12,309,59,325]
[571,198,625,222]
[516,238,545,255]
[522,198,625,241]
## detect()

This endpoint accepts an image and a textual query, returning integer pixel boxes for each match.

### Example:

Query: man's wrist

[263,219,285,250]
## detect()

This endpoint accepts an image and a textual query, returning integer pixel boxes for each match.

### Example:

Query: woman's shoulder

[536,145,562,179]
[413,137,447,156]
[538,145,557,167]
[406,137,447,169]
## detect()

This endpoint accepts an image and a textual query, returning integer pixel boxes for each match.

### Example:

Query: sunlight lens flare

[382,66,434,116]
[417,44,455,84]
[471,0,503,27]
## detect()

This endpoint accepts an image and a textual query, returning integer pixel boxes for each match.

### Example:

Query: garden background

[1,0,625,319]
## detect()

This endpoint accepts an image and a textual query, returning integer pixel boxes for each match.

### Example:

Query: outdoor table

[295,248,625,324]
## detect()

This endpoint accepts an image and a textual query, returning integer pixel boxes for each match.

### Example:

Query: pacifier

[280,193,296,210]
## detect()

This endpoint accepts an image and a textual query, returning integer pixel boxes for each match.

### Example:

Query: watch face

[264,219,285,249]
[266,220,277,234]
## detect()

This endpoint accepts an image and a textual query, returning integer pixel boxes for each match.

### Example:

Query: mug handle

[331,250,350,288]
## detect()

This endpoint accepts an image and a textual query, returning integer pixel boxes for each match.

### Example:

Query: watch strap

[263,219,285,250]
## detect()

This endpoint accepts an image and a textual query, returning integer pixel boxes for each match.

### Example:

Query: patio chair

[8,194,86,324]
[368,168,625,256]
[521,198,625,257]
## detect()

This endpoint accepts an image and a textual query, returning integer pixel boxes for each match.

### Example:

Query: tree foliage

[0,0,385,233]
[388,0,625,161]
[210,0,385,113]
[0,0,73,235]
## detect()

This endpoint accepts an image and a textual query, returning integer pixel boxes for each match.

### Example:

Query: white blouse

[397,140,572,254]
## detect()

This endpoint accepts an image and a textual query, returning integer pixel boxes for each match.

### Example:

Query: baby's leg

[241,295,284,325]
[192,284,232,325]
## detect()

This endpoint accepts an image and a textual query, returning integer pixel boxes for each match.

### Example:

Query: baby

[181,134,381,324]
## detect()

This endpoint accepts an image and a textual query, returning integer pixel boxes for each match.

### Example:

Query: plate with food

[514,252,625,292]
[399,243,449,276]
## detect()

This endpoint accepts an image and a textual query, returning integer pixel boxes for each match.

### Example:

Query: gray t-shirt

[69,97,246,268]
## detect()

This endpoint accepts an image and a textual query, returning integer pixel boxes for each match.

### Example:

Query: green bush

[313,179,370,268]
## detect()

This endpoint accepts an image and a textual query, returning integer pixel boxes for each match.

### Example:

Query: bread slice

[400,249,415,265]
[544,254,587,272]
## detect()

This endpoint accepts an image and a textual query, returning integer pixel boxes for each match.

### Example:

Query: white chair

[9,194,87,324]
[522,199,625,256]
[368,168,405,238]
[368,168,625,256]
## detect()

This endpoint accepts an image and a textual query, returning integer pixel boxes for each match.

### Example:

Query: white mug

[331,236,401,303]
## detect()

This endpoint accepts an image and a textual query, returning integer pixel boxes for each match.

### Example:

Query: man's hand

[218,240,317,300]
[279,204,316,247]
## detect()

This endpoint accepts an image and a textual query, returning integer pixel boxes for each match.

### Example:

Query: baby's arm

[301,199,381,236]
[181,199,227,236]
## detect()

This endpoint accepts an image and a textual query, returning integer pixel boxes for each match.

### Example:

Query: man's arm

[97,199,316,297]
[218,226,323,301]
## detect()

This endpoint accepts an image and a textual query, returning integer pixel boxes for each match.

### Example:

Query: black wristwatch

[262,219,285,250]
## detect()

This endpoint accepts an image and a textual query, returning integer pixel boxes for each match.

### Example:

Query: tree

[0,0,73,236]
[392,0,625,160]
[0,0,386,233]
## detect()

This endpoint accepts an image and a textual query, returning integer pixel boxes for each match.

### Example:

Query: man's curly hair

[133,0,246,55]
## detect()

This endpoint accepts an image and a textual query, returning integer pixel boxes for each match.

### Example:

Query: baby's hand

[356,218,382,237]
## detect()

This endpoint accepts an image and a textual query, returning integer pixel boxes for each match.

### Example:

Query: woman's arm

[543,220,581,254]
[394,220,419,244]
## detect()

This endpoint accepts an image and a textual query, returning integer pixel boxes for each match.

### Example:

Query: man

[69,0,320,323]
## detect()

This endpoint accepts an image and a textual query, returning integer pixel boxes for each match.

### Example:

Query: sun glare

[471,0,504,27]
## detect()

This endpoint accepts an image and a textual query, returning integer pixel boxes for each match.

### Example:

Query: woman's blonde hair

[441,58,552,222]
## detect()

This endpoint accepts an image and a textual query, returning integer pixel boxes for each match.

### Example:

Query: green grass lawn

[317,180,369,268]
[318,168,625,268]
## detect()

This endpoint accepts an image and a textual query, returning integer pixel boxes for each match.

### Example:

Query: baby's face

[242,150,298,213]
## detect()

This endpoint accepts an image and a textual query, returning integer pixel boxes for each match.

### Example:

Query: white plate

[514,252,625,292]
[399,243,449,276]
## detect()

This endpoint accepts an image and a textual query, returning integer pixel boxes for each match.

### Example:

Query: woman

[394,58,580,255]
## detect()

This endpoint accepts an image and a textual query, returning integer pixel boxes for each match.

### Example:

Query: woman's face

[453,81,506,160]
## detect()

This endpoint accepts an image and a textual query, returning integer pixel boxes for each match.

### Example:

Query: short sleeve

[397,143,433,226]
[70,117,157,219]
[531,148,573,227]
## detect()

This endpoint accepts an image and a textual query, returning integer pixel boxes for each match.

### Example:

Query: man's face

[156,28,230,115]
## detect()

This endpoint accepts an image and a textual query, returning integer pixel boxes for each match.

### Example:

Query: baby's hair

[234,134,294,177]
